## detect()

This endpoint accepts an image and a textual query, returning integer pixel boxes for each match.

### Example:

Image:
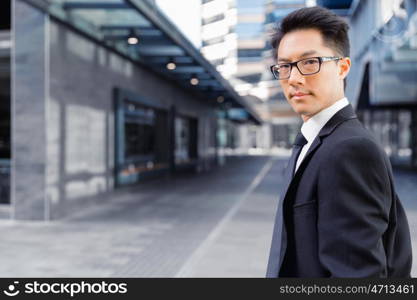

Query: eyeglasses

[270,56,343,80]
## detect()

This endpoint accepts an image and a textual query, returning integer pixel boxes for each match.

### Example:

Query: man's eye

[279,64,291,70]
[303,59,318,65]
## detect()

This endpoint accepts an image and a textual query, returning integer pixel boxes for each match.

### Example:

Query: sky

[155,0,202,48]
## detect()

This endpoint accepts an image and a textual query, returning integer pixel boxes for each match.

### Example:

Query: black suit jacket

[266,104,412,277]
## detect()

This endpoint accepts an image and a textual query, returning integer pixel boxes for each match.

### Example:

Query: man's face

[276,28,350,121]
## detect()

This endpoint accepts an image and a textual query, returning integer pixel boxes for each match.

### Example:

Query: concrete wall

[12,0,49,220]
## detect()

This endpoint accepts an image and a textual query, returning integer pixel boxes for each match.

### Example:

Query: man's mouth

[292,92,310,99]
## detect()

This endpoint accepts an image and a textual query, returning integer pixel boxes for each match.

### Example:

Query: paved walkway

[0,156,415,277]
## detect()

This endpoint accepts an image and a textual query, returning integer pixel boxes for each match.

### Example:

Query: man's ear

[339,57,351,80]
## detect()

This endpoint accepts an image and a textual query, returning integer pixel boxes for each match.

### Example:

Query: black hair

[271,6,350,89]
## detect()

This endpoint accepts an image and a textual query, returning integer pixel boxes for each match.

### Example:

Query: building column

[12,0,49,220]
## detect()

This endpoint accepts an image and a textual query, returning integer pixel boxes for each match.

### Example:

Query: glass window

[237,0,265,14]
[235,22,263,39]
[175,117,190,164]
[124,122,154,157]
[238,48,264,58]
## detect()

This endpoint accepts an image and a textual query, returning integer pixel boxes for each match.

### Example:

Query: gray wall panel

[12,0,48,220]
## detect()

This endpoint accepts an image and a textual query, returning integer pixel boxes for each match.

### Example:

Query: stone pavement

[0,155,415,277]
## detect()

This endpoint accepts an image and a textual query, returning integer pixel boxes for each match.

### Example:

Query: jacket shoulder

[318,118,388,164]
[324,119,381,149]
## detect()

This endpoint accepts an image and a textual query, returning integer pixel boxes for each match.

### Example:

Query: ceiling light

[127,36,139,45]
[127,29,139,45]
[190,74,199,85]
[190,77,199,85]
[166,62,176,70]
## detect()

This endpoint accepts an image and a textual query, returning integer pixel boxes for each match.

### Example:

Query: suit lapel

[294,104,358,178]
[276,104,358,274]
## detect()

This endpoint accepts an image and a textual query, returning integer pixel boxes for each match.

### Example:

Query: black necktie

[288,132,308,177]
[266,132,307,277]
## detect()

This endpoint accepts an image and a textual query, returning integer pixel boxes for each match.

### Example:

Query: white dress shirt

[295,97,350,172]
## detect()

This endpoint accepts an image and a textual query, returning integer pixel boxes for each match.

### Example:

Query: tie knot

[293,132,307,147]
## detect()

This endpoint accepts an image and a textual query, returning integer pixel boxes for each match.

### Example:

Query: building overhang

[316,0,354,16]
[21,0,263,125]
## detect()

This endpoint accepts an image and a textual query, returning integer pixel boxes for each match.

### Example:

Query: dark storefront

[115,88,170,186]
[114,88,200,187]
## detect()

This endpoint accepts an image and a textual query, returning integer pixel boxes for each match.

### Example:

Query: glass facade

[236,0,265,14]
[235,0,266,84]
[265,0,306,25]
[358,109,417,170]
[349,0,417,171]
[235,22,264,40]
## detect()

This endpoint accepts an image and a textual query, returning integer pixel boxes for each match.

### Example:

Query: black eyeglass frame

[270,56,343,80]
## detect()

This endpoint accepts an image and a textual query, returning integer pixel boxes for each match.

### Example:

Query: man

[266,6,412,277]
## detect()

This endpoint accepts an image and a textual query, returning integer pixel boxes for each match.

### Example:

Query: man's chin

[291,106,317,120]
[291,105,310,115]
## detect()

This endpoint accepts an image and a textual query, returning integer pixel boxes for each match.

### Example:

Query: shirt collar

[301,97,349,144]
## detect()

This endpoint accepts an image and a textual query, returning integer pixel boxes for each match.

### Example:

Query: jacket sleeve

[317,136,391,277]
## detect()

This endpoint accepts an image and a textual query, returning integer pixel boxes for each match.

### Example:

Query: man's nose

[288,65,305,84]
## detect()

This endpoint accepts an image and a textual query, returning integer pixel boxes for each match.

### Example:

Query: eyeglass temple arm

[321,56,343,62]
